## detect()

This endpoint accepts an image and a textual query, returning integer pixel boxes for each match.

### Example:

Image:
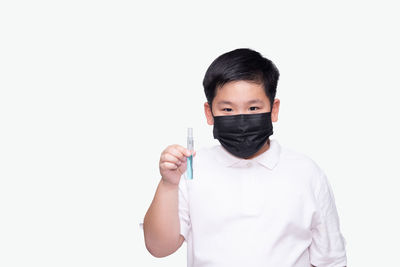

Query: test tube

[186,127,193,179]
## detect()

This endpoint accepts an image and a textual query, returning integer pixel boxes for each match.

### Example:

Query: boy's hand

[159,144,196,186]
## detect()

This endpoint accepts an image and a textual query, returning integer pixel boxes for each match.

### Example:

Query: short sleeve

[309,170,347,267]
[178,174,191,241]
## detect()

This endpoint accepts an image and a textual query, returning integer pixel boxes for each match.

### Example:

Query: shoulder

[276,141,327,189]
[279,143,323,174]
[277,141,333,196]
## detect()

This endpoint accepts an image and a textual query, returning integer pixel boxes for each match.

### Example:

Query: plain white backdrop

[1,1,399,266]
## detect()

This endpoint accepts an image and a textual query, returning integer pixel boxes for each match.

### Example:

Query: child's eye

[249,107,259,111]
[222,108,232,112]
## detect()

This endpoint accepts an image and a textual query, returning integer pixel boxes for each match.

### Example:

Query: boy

[140,48,347,267]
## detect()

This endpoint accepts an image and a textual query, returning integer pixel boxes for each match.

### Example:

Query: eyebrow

[216,99,264,105]
[247,99,264,104]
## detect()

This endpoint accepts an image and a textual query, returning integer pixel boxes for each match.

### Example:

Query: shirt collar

[213,139,281,170]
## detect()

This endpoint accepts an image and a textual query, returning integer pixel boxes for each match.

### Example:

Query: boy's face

[204,80,280,125]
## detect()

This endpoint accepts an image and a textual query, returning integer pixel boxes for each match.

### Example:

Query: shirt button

[246,162,252,167]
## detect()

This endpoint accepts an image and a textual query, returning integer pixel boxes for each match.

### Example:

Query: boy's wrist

[160,178,179,189]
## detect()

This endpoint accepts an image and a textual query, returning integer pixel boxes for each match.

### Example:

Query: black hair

[202,48,280,111]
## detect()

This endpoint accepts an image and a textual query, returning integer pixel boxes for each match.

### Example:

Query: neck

[245,139,271,160]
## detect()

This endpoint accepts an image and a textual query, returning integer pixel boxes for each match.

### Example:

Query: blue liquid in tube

[186,127,193,179]
[187,154,193,179]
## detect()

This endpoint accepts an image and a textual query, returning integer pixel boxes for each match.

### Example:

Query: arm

[309,169,347,266]
[143,179,185,257]
[142,144,193,258]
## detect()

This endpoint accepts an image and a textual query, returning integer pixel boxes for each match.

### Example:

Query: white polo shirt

[141,139,347,267]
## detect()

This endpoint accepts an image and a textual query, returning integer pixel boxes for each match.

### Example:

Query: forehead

[214,80,269,104]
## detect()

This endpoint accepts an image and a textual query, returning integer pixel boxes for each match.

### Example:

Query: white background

[1,1,399,266]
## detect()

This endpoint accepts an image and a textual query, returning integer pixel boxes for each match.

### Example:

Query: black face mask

[212,112,273,159]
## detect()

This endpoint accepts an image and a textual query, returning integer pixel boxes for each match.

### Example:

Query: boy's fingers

[168,147,186,161]
[162,153,182,165]
[165,144,194,159]
[160,161,179,170]
[174,145,191,157]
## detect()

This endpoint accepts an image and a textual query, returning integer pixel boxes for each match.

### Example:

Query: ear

[271,98,280,122]
[204,102,214,125]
